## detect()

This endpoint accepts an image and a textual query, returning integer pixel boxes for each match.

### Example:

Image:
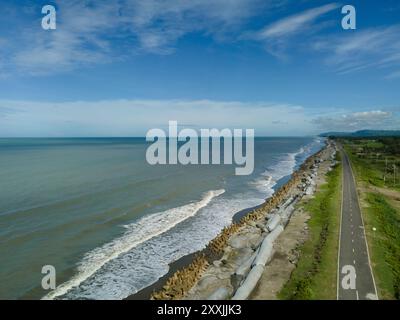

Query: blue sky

[0,0,399,136]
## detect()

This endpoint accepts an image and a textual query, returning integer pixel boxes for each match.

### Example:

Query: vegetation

[320,130,400,138]
[342,137,400,191]
[279,154,341,300]
[341,137,400,299]
[364,193,400,299]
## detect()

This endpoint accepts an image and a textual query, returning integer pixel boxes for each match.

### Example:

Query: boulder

[207,287,232,300]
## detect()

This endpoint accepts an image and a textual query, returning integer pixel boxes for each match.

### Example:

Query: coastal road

[337,148,377,300]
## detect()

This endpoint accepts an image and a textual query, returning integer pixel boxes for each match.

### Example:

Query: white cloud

[6,0,285,74]
[250,5,400,78]
[13,2,123,74]
[4,1,399,80]
[258,3,338,39]
[0,99,314,137]
[313,25,400,75]
[254,3,339,58]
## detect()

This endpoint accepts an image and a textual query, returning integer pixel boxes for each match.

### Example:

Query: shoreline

[126,204,263,300]
[183,142,336,300]
[126,145,325,300]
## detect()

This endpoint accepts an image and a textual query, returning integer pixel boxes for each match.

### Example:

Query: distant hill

[319,129,400,138]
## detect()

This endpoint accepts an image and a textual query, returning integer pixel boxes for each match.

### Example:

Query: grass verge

[343,139,400,299]
[361,193,400,299]
[278,154,341,299]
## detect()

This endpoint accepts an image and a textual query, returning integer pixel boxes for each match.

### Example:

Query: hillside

[319,130,400,138]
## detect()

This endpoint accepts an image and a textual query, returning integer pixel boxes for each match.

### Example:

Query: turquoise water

[0,137,323,299]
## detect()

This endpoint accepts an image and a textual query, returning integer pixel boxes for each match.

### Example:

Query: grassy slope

[279,155,341,300]
[364,193,400,299]
[345,142,400,299]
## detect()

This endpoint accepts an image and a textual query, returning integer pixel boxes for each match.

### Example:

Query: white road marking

[366,293,378,300]
[337,146,344,301]
[347,153,378,299]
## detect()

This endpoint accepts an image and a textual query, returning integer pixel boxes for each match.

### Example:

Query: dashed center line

[337,148,378,300]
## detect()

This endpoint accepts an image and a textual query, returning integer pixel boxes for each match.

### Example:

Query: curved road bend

[337,148,378,300]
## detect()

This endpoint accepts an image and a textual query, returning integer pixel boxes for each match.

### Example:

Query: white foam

[249,174,276,198]
[43,139,325,300]
[250,138,325,197]
[251,146,306,195]
[42,189,225,300]
[53,192,259,300]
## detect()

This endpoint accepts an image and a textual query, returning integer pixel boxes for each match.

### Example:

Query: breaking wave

[43,189,225,300]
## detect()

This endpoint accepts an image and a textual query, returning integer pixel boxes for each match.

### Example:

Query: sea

[0,137,324,299]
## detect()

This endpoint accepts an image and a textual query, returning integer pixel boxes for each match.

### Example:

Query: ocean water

[0,137,324,299]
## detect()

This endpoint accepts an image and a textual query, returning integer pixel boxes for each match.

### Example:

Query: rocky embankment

[151,141,337,300]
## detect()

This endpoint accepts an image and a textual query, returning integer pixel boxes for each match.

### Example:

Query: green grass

[341,137,400,299]
[278,155,342,300]
[344,145,384,188]
[364,140,385,149]
[343,138,400,191]
[362,193,400,299]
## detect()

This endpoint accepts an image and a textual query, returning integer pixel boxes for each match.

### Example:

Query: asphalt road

[337,148,378,300]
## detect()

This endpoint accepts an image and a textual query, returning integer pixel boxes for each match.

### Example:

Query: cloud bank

[1,99,398,137]
[0,99,313,137]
